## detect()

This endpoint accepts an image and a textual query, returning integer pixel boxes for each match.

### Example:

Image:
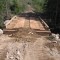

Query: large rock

[0,29,3,34]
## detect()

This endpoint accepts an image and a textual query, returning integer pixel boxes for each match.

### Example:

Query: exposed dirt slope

[0,28,60,60]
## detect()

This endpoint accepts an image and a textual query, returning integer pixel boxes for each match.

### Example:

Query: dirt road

[0,34,51,60]
[0,29,60,60]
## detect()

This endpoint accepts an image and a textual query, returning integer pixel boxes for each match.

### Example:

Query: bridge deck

[4,16,51,35]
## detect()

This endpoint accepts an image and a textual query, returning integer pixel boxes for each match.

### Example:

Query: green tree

[32,0,46,12]
[10,0,26,14]
[0,0,7,28]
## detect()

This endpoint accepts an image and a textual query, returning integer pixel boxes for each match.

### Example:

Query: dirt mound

[5,37,55,60]
[12,28,39,37]
[12,28,40,42]
[0,34,60,60]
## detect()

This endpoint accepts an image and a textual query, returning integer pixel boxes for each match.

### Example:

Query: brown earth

[0,28,60,60]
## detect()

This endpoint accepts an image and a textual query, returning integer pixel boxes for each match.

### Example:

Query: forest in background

[0,0,60,33]
[45,0,60,33]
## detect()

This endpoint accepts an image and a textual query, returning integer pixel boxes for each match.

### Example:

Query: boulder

[0,29,3,34]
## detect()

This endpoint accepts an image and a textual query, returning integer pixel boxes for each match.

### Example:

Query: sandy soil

[0,29,60,60]
[0,35,15,60]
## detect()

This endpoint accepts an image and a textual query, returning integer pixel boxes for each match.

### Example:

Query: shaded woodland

[45,0,60,33]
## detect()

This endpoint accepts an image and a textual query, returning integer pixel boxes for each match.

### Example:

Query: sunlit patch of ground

[0,29,60,60]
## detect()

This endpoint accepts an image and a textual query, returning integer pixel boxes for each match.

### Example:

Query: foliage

[10,0,26,14]
[0,0,6,28]
[32,0,46,12]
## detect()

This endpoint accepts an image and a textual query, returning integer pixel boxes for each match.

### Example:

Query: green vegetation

[32,0,46,12]
[10,0,26,14]
[0,0,6,28]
